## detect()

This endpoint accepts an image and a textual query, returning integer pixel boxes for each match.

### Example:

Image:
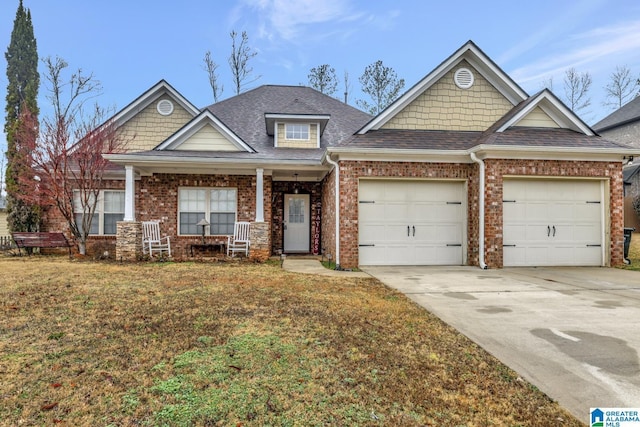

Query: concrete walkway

[282,258,370,278]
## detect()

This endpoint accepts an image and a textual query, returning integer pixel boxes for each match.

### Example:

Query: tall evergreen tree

[5,0,40,232]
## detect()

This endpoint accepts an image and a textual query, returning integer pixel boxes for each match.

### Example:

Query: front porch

[112,165,329,262]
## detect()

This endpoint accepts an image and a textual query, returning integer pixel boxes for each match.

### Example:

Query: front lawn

[0,258,582,426]
[623,232,640,271]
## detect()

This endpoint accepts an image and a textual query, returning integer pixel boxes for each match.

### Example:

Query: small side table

[190,242,226,257]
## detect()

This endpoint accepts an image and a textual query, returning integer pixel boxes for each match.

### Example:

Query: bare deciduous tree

[228,30,260,95]
[563,67,592,113]
[15,57,124,255]
[203,50,223,102]
[308,64,338,95]
[357,60,405,115]
[603,65,638,110]
[343,70,351,104]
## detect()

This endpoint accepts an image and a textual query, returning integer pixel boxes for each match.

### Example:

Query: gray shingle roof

[593,96,640,131]
[479,127,631,149]
[205,85,372,161]
[623,163,640,184]
[341,127,629,151]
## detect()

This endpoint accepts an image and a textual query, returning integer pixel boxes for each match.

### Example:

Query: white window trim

[74,189,125,235]
[178,187,238,236]
[285,123,310,140]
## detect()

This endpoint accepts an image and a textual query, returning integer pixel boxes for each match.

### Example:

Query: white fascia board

[103,153,323,168]
[471,144,639,161]
[358,42,528,134]
[265,113,330,120]
[497,91,594,135]
[113,80,199,126]
[102,156,327,178]
[156,111,255,153]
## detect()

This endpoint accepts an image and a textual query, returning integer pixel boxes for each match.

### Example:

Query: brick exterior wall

[381,60,513,131]
[137,173,272,260]
[483,159,624,267]
[271,181,323,255]
[40,179,126,257]
[336,161,479,268]
[336,159,624,269]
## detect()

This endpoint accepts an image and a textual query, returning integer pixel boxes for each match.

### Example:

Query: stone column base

[116,221,143,262]
[249,222,271,262]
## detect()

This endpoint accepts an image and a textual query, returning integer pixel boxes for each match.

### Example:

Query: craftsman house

[48,40,638,268]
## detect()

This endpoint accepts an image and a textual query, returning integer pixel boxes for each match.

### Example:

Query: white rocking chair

[142,220,171,258]
[227,221,251,257]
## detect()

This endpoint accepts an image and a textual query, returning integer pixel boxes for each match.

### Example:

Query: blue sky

[1,0,640,167]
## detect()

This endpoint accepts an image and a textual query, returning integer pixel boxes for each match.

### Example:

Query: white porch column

[255,168,264,222]
[124,165,136,221]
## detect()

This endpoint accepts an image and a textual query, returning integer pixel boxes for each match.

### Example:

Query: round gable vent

[157,99,174,116]
[454,68,474,89]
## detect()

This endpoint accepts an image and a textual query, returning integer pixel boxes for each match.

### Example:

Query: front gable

[113,80,200,152]
[359,41,528,134]
[156,110,255,153]
[381,60,514,131]
[497,90,595,135]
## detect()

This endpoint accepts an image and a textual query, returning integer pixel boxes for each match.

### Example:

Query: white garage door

[503,179,604,267]
[358,180,465,266]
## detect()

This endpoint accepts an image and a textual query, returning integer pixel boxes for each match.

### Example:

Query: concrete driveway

[363,266,640,421]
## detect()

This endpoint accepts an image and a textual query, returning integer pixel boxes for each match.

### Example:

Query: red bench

[12,232,72,257]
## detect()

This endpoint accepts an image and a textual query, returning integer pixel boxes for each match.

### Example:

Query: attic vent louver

[157,99,174,116]
[454,68,474,89]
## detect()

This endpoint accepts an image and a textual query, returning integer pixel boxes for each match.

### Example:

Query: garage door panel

[414,245,463,265]
[415,224,461,243]
[359,180,465,266]
[503,180,603,267]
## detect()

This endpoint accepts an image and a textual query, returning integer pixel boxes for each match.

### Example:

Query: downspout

[470,152,488,269]
[325,153,340,269]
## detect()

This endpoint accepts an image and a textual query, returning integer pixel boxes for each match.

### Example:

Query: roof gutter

[324,153,341,269]
[469,152,487,269]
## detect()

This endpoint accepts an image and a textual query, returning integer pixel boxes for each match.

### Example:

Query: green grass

[0,257,583,426]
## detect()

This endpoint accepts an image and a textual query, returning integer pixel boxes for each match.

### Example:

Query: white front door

[358,180,466,266]
[284,194,310,252]
[503,179,604,266]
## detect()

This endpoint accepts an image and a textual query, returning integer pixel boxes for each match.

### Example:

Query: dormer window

[265,113,330,149]
[285,124,310,140]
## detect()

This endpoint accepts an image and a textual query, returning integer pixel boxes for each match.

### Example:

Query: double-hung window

[179,188,237,235]
[285,123,309,140]
[74,190,125,235]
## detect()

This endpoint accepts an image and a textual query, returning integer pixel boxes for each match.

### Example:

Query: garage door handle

[407,226,410,236]
[547,225,551,237]
[447,244,462,247]
[412,226,415,236]
[552,225,556,237]
[359,244,375,247]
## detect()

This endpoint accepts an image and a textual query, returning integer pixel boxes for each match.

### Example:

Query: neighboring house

[594,97,640,229]
[47,40,638,268]
[0,195,8,237]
